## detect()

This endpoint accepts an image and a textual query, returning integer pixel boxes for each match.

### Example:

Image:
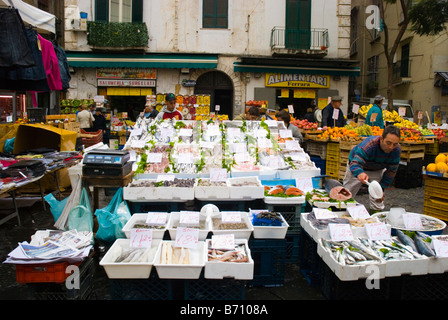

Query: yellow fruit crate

[423,197,448,221]
[425,141,439,156]
[326,159,339,179]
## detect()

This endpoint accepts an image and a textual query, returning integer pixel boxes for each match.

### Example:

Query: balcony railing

[87,21,149,49]
[392,60,412,84]
[270,26,329,52]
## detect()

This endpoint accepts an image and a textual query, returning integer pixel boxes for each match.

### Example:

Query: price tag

[433,239,448,257]
[285,140,300,150]
[265,120,278,127]
[257,138,273,149]
[227,127,241,138]
[313,208,337,220]
[231,142,247,153]
[289,152,308,161]
[365,223,391,240]
[147,152,163,163]
[398,107,406,117]
[156,174,175,182]
[175,227,199,248]
[266,156,283,168]
[279,129,293,138]
[234,152,250,163]
[177,153,194,164]
[129,128,142,137]
[332,108,340,120]
[129,150,137,162]
[210,168,227,182]
[288,105,294,113]
[215,105,220,111]
[402,213,423,230]
[256,128,269,138]
[418,111,424,120]
[179,128,193,136]
[180,211,200,226]
[370,113,378,123]
[211,234,235,250]
[130,140,145,148]
[352,104,359,114]
[146,212,168,226]
[207,124,220,136]
[130,229,153,248]
[347,205,371,220]
[160,127,173,140]
[222,211,241,223]
[328,223,354,241]
[295,177,313,194]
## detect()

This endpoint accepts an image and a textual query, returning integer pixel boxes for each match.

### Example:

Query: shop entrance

[194,71,234,119]
[109,95,146,121]
[275,89,315,119]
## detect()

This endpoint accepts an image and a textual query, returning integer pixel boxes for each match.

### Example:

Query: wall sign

[265,73,330,88]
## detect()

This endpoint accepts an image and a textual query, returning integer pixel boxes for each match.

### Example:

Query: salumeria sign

[98,79,156,87]
[265,73,330,88]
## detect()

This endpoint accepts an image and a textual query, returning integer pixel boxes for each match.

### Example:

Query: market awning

[66,52,219,69]
[2,0,56,34]
[233,56,360,76]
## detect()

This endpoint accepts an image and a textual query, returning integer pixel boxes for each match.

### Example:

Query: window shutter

[132,0,143,22]
[95,0,109,22]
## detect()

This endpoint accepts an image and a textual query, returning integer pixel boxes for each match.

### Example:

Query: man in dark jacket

[93,107,109,145]
[321,95,346,129]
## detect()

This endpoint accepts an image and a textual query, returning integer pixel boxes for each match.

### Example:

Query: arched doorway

[194,71,234,118]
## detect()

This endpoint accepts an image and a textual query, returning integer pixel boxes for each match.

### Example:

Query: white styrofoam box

[166,212,211,241]
[122,213,169,239]
[278,168,321,179]
[309,200,357,210]
[210,212,254,240]
[154,241,206,279]
[194,178,230,200]
[384,256,429,277]
[204,239,254,280]
[427,257,448,274]
[317,239,386,281]
[251,212,289,239]
[123,182,194,202]
[99,239,161,279]
[227,176,264,200]
[264,195,306,205]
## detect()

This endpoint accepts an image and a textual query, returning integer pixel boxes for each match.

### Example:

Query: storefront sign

[265,73,330,88]
[97,68,156,79]
[98,79,156,87]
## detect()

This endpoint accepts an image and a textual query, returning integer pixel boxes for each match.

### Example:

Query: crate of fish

[109,270,176,300]
[184,272,246,300]
[248,238,286,287]
[249,210,290,239]
[320,263,392,300]
[27,257,95,300]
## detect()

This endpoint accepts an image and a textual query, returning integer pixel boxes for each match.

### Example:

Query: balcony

[270,26,329,56]
[392,60,412,86]
[87,21,149,51]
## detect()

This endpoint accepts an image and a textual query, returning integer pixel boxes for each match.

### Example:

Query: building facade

[64,0,359,120]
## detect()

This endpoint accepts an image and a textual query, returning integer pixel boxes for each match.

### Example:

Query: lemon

[435,153,447,164]
[426,163,437,172]
[436,161,448,173]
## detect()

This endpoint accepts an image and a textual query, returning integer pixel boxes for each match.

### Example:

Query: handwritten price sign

[222,211,241,223]
[433,239,448,257]
[175,227,199,248]
[130,229,153,248]
[295,178,313,194]
[211,234,235,250]
[402,213,423,230]
[285,140,300,151]
[279,129,293,138]
[328,223,354,241]
[180,211,200,226]
[313,208,337,220]
[365,223,390,240]
[209,168,228,182]
[347,205,371,220]
[146,212,168,226]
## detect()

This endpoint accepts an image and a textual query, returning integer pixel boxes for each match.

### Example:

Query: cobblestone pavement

[0,184,430,300]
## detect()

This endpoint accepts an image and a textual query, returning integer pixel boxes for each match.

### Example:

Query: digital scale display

[85,154,122,164]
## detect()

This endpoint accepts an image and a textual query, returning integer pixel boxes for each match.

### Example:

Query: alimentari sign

[265,73,330,88]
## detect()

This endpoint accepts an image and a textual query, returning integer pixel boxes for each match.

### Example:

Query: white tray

[251,212,289,239]
[123,184,195,202]
[122,213,169,239]
[166,212,211,241]
[264,195,306,204]
[154,241,206,279]
[204,239,254,280]
[99,239,161,279]
[227,176,264,200]
[210,212,254,240]
[194,178,230,200]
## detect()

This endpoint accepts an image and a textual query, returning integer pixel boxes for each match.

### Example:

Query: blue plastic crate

[248,238,286,287]
[310,156,326,175]
[285,233,300,264]
[299,229,321,287]
[184,273,246,300]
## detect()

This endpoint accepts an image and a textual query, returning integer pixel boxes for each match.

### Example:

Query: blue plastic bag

[4,137,14,154]
[94,188,131,243]
[44,193,69,222]
[68,188,94,232]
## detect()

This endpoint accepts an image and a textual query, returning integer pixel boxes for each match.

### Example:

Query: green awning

[233,62,360,76]
[66,52,218,69]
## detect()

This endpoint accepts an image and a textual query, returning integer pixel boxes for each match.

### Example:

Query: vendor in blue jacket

[365,95,385,128]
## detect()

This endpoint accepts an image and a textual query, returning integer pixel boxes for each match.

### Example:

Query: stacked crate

[325,142,340,180]
[423,174,448,221]
[395,142,426,189]
[338,141,359,181]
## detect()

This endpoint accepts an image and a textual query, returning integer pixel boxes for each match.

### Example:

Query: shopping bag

[94,188,131,243]
[68,188,94,233]
[44,193,69,222]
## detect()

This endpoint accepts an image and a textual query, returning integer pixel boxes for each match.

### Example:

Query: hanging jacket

[38,34,62,91]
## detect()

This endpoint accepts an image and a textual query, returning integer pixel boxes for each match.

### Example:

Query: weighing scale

[83,149,132,176]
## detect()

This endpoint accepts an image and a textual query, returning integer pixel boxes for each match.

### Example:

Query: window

[95,0,143,22]
[367,56,379,89]
[203,0,228,28]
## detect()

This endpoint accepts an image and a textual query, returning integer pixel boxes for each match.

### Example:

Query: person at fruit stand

[275,109,303,144]
[93,107,109,145]
[233,106,261,121]
[321,96,346,129]
[365,95,385,129]
[156,93,183,120]
[142,102,159,119]
[76,104,95,132]
[342,125,401,213]
[303,107,316,123]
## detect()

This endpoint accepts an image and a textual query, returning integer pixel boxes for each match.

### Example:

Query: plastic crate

[320,263,392,300]
[391,273,448,300]
[16,261,83,284]
[184,273,246,300]
[423,197,448,221]
[394,160,423,189]
[285,233,300,264]
[27,108,46,123]
[310,156,326,175]
[27,257,95,300]
[298,229,321,287]
[248,238,286,287]
[325,160,339,179]
[265,204,302,235]
[109,270,176,300]
[425,141,439,155]
[306,141,327,159]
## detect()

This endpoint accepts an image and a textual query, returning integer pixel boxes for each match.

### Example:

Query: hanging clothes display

[38,34,62,91]
[0,7,35,68]
[52,41,71,91]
